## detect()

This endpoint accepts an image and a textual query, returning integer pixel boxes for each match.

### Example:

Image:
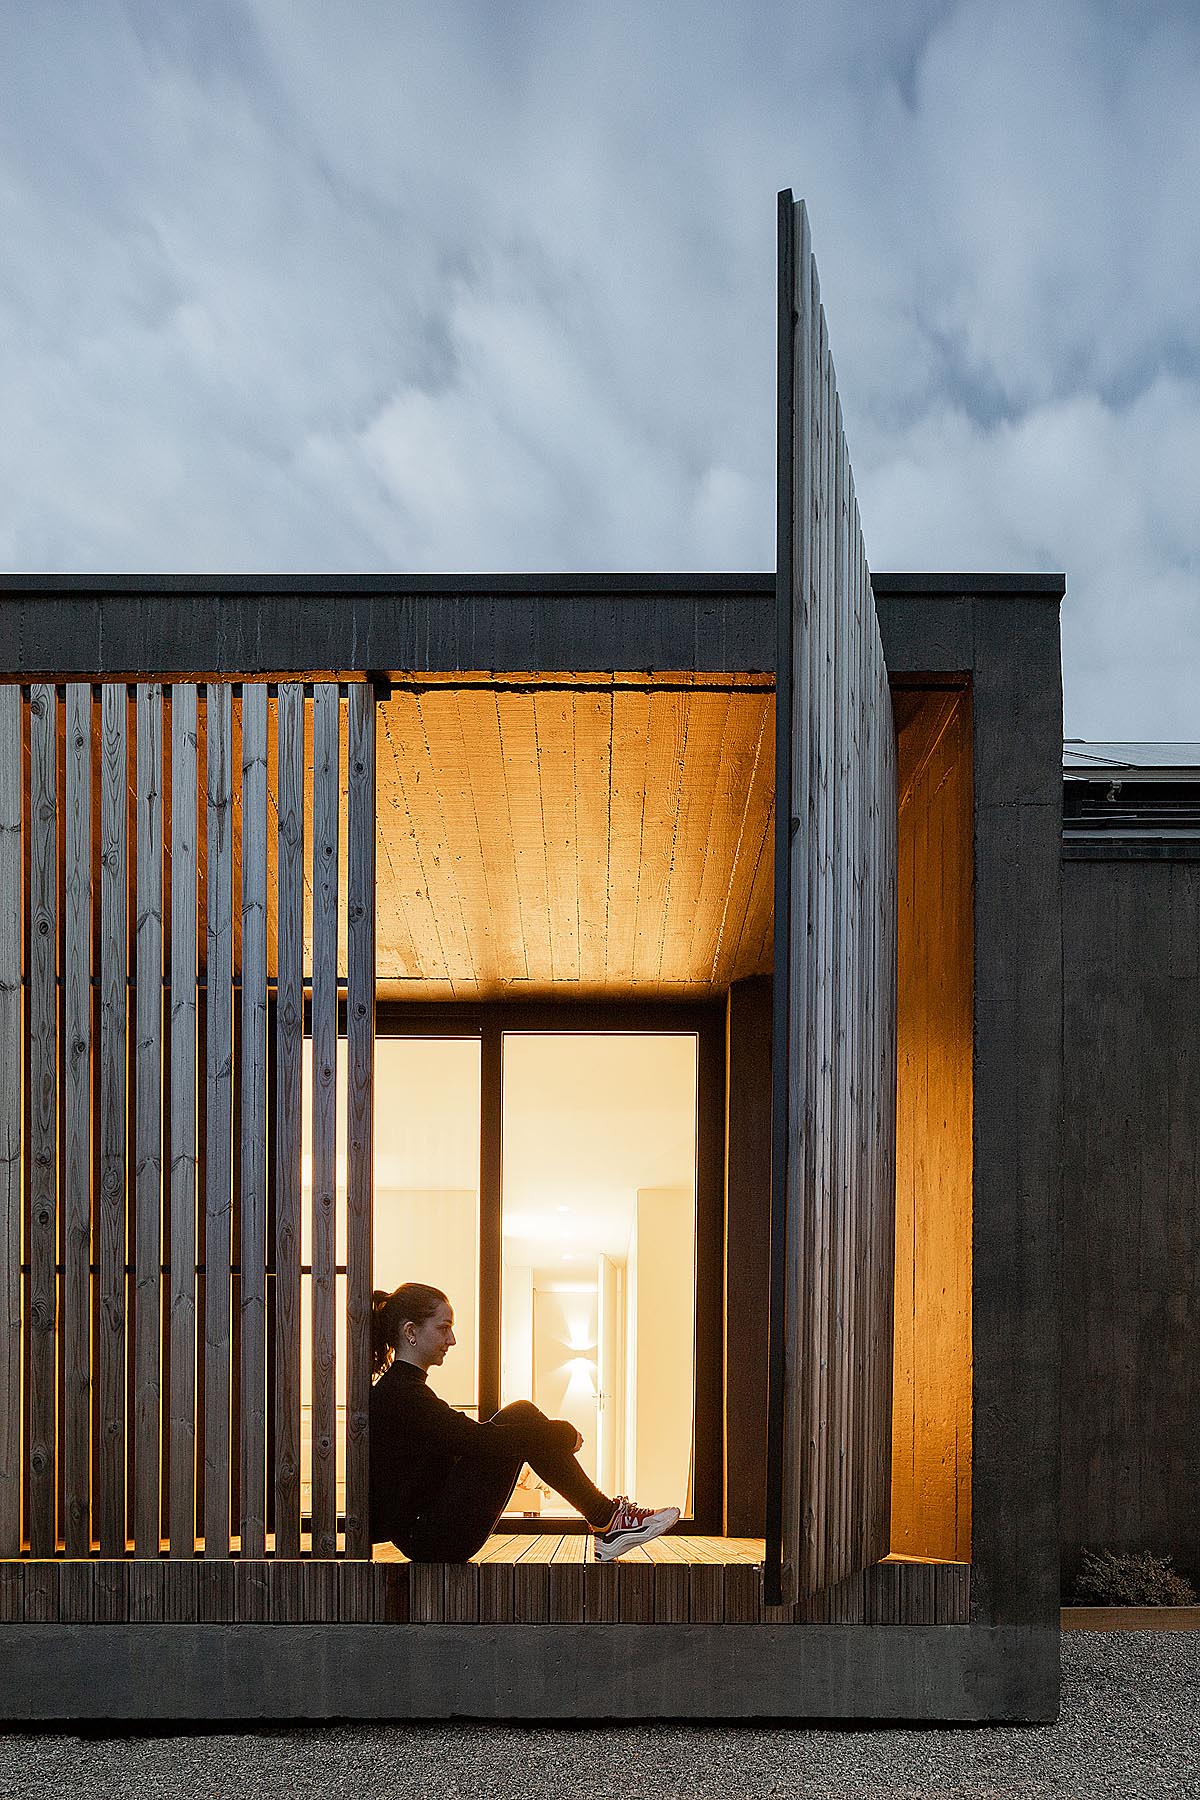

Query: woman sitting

[369,1281,679,1563]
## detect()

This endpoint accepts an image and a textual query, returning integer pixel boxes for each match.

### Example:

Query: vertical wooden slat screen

[273,684,304,1559]
[0,687,20,1555]
[169,686,199,1558]
[134,685,163,1555]
[204,684,234,1559]
[309,684,339,1559]
[63,684,92,1556]
[27,686,57,1555]
[767,193,898,1605]
[0,678,376,1564]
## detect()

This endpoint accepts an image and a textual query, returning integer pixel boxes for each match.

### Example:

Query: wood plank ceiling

[372,676,775,999]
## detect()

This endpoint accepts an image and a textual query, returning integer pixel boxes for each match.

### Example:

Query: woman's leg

[396,1449,525,1563]
[398,1402,615,1561]
[488,1401,614,1527]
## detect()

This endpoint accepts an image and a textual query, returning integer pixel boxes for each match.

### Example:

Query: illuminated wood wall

[890,683,973,1562]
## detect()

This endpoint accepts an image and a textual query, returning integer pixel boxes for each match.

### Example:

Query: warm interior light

[500,1033,697,1518]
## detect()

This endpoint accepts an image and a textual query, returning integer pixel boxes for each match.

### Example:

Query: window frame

[372,997,726,1532]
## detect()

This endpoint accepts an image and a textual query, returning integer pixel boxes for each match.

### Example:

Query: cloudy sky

[2,0,1197,738]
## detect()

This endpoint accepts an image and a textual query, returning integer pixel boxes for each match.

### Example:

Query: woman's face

[405,1301,456,1370]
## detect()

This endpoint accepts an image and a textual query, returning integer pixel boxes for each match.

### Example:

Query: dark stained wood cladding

[370,679,774,998]
[0,682,375,1562]
[1061,856,1200,1585]
[0,1547,969,1627]
[891,686,973,1563]
[769,195,898,1603]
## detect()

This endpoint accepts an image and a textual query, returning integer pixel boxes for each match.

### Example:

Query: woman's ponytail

[371,1282,450,1379]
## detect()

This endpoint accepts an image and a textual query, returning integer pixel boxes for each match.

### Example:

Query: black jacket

[368,1359,575,1542]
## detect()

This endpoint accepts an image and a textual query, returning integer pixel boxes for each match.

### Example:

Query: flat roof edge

[0,573,776,598]
[871,573,1066,597]
[0,570,1066,599]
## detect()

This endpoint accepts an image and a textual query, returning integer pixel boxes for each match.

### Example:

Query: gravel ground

[0,1632,1198,1798]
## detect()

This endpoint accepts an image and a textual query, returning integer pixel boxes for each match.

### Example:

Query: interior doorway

[498,1031,698,1519]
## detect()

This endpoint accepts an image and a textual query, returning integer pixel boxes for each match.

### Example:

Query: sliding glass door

[304,1006,715,1529]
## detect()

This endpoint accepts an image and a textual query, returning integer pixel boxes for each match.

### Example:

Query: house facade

[0,196,1066,1723]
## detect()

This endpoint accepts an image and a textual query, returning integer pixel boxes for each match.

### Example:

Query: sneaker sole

[593,1510,681,1562]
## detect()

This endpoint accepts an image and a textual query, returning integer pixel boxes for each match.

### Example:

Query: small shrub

[1071,1548,1197,1607]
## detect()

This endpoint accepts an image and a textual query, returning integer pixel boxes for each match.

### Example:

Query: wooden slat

[0,686,19,1555]
[309,683,339,1558]
[534,689,580,982]
[63,684,93,1555]
[168,685,199,1558]
[634,688,688,984]
[604,690,650,985]
[129,1559,165,1623]
[236,1558,270,1623]
[239,683,269,1558]
[273,682,304,1558]
[134,683,164,1555]
[689,1563,725,1624]
[26,685,57,1554]
[203,683,234,1558]
[98,683,128,1557]
[345,684,375,1557]
[498,693,553,985]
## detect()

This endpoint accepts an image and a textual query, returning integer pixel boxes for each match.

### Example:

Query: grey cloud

[1,0,1198,732]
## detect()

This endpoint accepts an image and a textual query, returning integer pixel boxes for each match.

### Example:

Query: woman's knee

[492,1399,545,1427]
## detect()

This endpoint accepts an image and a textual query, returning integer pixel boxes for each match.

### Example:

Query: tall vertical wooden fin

[345,683,376,1557]
[168,686,199,1557]
[63,684,93,1556]
[26,686,58,1555]
[134,684,164,1555]
[767,193,898,1604]
[204,683,234,1558]
[273,683,304,1558]
[98,684,129,1557]
[239,684,269,1558]
[0,688,20,1555]
[309,684,340,1558]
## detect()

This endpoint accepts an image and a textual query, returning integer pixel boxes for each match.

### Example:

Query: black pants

[394,1401,615,1562]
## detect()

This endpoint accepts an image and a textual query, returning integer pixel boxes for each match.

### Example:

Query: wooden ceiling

[372,677,775,999]
[59,676,774,1001]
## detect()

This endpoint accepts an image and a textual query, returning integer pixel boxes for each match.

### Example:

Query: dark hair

[371,1283,449,1379]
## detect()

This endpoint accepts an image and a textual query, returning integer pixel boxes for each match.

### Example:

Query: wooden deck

[0,1543,969,1627]
[372,1532,767,1566]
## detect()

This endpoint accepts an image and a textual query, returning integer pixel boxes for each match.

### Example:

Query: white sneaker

[592,1495,681,1562]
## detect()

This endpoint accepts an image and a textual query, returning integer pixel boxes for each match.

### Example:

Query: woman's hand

[570,1427,584,1453]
